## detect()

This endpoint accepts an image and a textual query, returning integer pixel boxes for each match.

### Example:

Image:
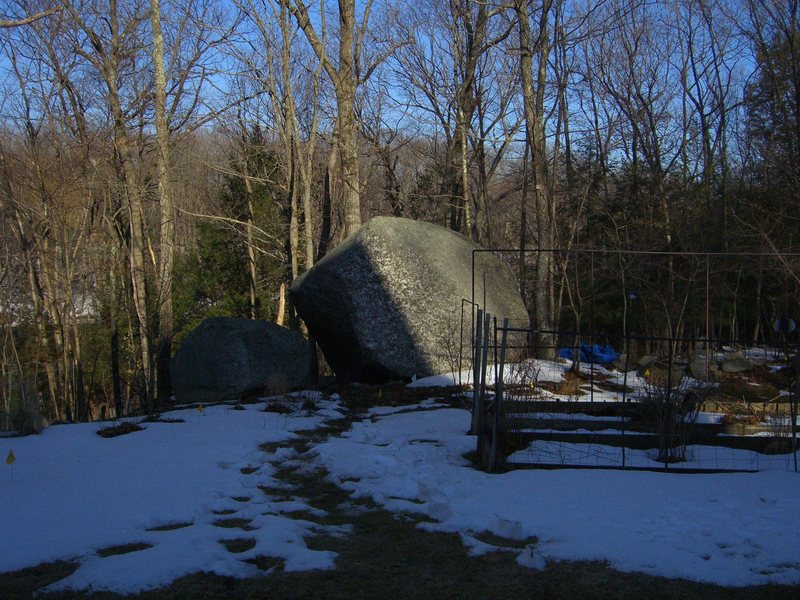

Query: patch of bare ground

[218,538,257,554]
[594,379,635,394]
[146,522,193,532]
[96,543,152,558]
[335,381,467,411]
[713,379,781,405]
[0,561,78,600]
[96,421,145,438]
[9,553,800,600]
[535,370,602,397]
[212,518,256,531]
[242,555,285,573]
[704,371,790,422]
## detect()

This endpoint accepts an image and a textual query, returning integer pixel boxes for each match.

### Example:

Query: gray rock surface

[290,216,528,383]
[689,356,718,379]
[720,351,756,373]
[638,355,660,369]
[171,317,313,404]
[612,353,629,372]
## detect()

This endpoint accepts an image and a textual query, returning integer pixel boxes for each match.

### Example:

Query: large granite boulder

[290,216,528,383]
[171,317,313,404]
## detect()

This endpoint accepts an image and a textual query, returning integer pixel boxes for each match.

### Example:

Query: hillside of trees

[1,0,799,428]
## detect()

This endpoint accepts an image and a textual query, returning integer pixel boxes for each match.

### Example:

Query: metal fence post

[488,318,510,473]
[470,308,484,435]
[476,312,491,456]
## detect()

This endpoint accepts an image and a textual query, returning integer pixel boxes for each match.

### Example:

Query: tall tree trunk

[276,283,287,326]
[459,106,473,237]
[336,87,360,237]
[109,85,152,413]
[337,0,360,237]
[517,0,556,359]
[519,135,529,307]
[296,38,321,271]
[318,140,337,262]
[290,0,367,239]
[300,164,315,269]
[150,0,174,408]
[110,286,123,418]
[472,87,489,245]
[242,158,259,320]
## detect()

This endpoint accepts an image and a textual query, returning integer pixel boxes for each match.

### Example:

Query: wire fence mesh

[470,249,800,473]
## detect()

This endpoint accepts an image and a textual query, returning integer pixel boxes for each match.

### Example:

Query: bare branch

[0,6,61,29]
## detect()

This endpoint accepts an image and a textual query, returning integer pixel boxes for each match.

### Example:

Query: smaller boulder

[642,365,685,387]
[171,317,313,404]
[720,352,756,373]
[689,356,719,379]
[638,355,659,369]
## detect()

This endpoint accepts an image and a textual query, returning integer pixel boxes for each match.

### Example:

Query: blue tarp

[558,343,619,364]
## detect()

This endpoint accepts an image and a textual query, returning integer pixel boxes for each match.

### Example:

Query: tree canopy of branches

[1,0,798,428]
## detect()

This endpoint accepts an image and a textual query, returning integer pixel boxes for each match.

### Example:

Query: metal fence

[470,249,800,473]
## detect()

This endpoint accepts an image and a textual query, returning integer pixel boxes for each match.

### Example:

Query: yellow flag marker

[6,449,15,465]
[197,404,204,414]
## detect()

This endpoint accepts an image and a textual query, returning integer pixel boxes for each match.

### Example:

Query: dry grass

[536,370,587,397]
[337,382,466,411]
[262,401,294,414]
[720,411,763,426]
[715,380,781,404]
[141,415,185,424]
[96,421,144,438]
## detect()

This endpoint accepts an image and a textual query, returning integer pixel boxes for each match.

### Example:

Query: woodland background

[1,0,799,428]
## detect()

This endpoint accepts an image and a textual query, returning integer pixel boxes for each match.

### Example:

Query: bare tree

[0,13,100,421]
[288,0,401,238]
[675,0,741,245]
[60,1,154,411]
[468,44,522,245]
[517,0,556,357]
[394,0,512,237]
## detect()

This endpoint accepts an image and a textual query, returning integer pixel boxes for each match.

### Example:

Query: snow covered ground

[2,391,800,593]
[0,397,344,593]
[312,404,800,586]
